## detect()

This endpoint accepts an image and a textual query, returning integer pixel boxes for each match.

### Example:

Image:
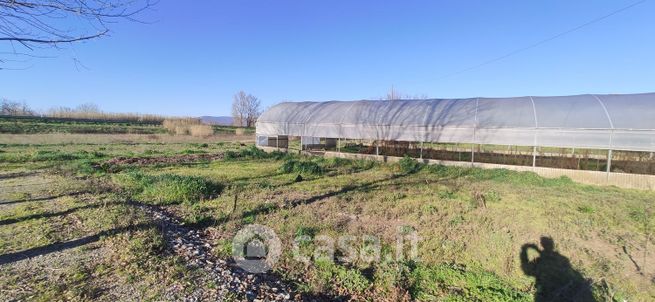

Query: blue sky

[1,0,654,116]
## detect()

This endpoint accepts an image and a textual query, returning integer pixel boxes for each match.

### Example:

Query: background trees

[0,99,34,115]
[231,91,261,128]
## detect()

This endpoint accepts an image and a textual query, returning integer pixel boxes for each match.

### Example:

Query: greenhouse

[256,93,655,187]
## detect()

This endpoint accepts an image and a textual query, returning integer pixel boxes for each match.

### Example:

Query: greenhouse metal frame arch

[256,92,655,185]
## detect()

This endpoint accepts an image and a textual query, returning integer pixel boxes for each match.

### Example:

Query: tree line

[3,91,265,128]
[0,99,167,123]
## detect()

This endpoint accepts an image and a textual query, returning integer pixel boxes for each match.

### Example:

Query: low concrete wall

[322,151,655,191]
[258,145,292,153]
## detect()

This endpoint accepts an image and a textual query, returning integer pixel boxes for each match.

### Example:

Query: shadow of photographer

[520,236,596,302]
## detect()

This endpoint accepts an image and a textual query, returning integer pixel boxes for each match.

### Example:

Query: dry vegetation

[45,110,169,123]
[162,119,215,137]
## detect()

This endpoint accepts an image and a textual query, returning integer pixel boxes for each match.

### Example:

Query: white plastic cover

[256,93,655,152]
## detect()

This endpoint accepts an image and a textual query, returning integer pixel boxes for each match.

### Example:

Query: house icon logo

[232,224,282,273]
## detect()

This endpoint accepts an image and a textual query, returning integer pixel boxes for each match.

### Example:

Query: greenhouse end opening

[255,93,655,190]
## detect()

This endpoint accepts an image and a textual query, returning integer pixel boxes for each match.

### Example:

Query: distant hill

[199,116,233,126]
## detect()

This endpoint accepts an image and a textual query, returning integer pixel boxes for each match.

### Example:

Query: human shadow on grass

[0,201,118,226]
[0,223,155,266]
[521,237,596,302]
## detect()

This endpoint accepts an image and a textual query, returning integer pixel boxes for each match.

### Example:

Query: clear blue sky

[1,0,654,117]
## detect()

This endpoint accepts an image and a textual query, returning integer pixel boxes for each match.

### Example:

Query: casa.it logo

[232,224,282,274]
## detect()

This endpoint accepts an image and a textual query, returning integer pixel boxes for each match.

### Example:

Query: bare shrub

[163,118,212,136]
[190,125,214,137]
[175,126,190,135]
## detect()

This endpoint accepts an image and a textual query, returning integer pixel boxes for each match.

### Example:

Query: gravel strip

[136,204,299,302]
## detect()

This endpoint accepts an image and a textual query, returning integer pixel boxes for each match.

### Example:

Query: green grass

[280,158,325,175]
[112,171,224,205]
[0,176,206,300]
[0,115,165,134]
[407,262,531,301]
[0,149,106,163]
[1,138,654,301]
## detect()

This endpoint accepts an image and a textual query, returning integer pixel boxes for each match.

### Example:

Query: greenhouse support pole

[532,146,537,168]
[420,142,423,160]
[338,138,341,153]
[606,149,613,179]
[276,136,279,151]
[471,145,475,165]
[376,141,379,156]
[300,136,303,152]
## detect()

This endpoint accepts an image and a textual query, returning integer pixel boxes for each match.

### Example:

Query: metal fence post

[607,149,613,179]
[532,146,537,168]
[423,142,425,159]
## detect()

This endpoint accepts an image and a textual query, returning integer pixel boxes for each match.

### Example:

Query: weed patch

[224,145,284,160]
[280,158,324,175]
[312,259,371,294]
[397,155,424,174]
[427,164,575,187]
[407,263,531,301]
[113,171,223,205]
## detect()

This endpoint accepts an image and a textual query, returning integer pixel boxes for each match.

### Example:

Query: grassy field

[0,115,253,136]
[0,115,166,134]
[1,131,654,301]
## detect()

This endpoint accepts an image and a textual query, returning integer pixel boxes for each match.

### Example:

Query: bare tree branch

[0,0,155,67]
[0,29,108,43]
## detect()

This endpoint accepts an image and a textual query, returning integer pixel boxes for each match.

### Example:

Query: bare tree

[386,85,400,101]
[0,0,154,67]
[231,91,247,127]
[231,91,261,128]
[1,99,34,115]
[383,86,428,101]
[76,102,100,113]
[245,96,261,128]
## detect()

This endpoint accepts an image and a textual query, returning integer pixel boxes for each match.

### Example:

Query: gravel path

[137,204,300,302]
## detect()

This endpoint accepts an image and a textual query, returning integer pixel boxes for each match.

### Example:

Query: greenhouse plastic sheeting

[256,93,655,152]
